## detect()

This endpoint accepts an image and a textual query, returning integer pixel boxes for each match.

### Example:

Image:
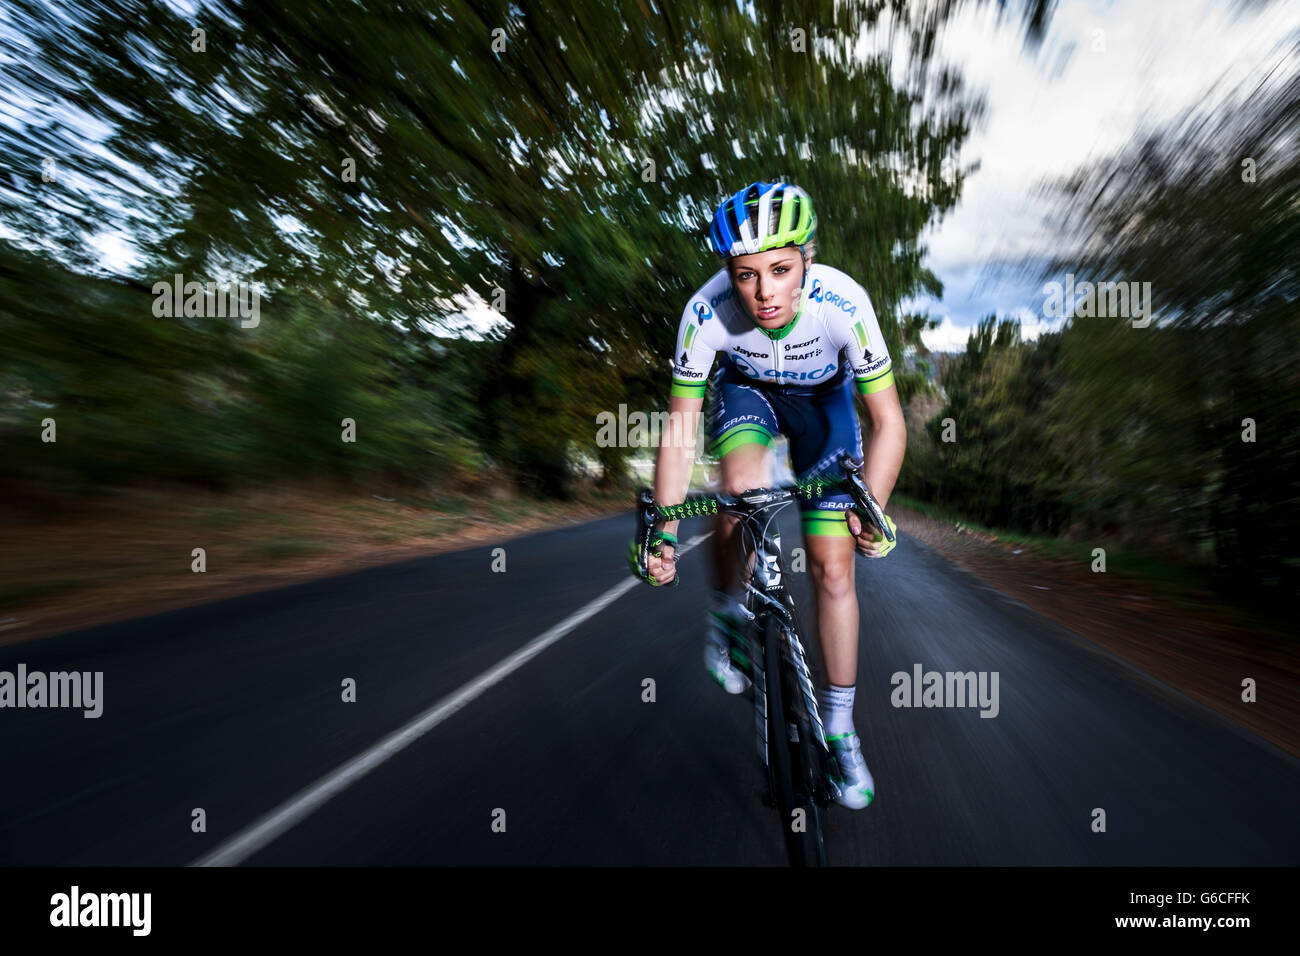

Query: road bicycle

[632,453,894,866]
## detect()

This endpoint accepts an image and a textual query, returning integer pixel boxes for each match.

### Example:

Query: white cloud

[1010,307,1068,342]
[915,0,1300,345]
[919,308,1065,354]
[921,316,975,352]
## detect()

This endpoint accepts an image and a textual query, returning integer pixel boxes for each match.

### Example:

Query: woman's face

[728,247,804,330]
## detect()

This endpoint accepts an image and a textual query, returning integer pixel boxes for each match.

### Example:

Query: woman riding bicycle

[633,181,906,810]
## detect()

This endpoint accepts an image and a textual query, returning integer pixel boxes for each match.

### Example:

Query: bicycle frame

[633,454,891,864]
[723,491,828,763]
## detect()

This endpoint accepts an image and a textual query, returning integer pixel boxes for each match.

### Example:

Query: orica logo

[808,280,856,316]
[822,290,856,316]
[730,355,759,377]
[765,363,837,382]
[709,286,735,309]
[694,301,713,324]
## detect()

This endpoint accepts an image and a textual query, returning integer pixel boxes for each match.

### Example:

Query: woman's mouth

[757,305,780,319]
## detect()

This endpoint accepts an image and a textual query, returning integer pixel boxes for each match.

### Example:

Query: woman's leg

[701,370,779,692]
[804,532,859,688]
[712,442,771,594]
[805,520,875,808]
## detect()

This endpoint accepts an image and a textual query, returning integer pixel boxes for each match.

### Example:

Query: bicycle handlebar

[631,454,893,584]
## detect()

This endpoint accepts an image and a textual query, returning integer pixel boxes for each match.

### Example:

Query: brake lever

[838,456,895,544]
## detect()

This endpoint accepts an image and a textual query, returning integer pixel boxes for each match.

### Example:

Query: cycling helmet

[708,181,816,258]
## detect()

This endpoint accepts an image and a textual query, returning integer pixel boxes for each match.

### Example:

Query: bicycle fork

[746,608,828,770]
[741,536,829,771]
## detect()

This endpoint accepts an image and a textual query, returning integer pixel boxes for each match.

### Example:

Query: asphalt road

[1,507,1296,865]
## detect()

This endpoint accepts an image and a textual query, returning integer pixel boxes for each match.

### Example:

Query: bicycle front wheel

[762,613,796,856]
[764,613,827,866]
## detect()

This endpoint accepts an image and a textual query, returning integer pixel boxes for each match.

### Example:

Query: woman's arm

[640,394,703,584]
[857,385,906,509]
[653,394,705,536]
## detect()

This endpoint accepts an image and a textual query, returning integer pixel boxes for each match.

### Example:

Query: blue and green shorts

[704,361,864,537]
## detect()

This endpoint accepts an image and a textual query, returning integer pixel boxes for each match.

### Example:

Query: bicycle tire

[762,612,800,863]
[775,619,829,867]
[788,690,829,866]
[763,612,829,866]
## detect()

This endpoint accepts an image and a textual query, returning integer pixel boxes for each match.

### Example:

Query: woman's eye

[773,266,789,275]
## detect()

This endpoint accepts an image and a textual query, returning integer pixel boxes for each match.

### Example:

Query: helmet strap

[794,243,811,315]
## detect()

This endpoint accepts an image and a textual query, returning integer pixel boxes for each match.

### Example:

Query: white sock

[818,683,856,737]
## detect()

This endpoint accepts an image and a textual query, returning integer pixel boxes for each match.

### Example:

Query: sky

[907,0,1299,351]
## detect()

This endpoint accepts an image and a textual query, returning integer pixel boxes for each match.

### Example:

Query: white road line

[190,531,711,867]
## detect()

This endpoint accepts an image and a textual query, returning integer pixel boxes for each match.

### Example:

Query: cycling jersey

[670,263,894,399]
[669,264,895,537]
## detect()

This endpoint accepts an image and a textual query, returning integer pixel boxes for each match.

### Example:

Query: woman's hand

[646,540,678,585]
[628,530,679,586]
[846,510,897,558]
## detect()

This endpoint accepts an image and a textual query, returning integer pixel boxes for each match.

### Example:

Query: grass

[198,507,246,529]
[253,538,332,559]
[0,479,634,639]
[890,493,1223,610]
[0,579,86,607]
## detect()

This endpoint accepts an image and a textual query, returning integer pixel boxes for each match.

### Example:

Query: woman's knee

[719,447,769,495]
[809,550,856,597]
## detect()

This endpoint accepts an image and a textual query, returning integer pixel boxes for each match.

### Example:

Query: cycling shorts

[704,361,864,537]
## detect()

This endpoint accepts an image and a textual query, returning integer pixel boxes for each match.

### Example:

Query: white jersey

[669,264,894,398]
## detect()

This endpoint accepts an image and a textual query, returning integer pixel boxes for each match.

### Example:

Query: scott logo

[785,336,820,351]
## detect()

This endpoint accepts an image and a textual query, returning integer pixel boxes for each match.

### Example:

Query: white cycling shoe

[825,731,876,809]
[704,609,751,695]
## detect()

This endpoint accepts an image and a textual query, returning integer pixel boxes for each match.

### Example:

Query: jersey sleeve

[835,280,895,396]
[669,297,719,399]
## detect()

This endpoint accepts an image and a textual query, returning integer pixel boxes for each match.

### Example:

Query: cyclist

[631,181,906,810]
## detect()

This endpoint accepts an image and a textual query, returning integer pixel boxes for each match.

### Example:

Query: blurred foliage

[899,43,1299,605]
[0,0,1045,496]
[5,0,1292,611]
